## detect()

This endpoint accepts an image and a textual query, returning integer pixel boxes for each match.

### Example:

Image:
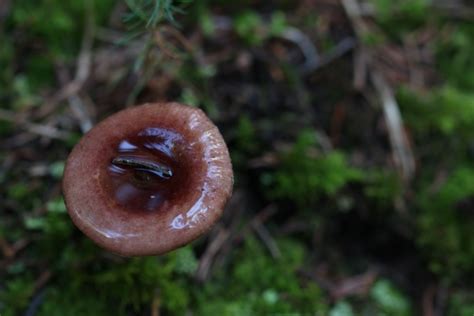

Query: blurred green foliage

[0,276,35,316]
[262,130,362,207]
[370,0,430,36]
[449,292,474,316]
[399,87,474,140]
[234,10,288,46]
[437,22,474,92]
[196,237,329,315]
[37,251,195,315]
[124,0,191,29]
[418,167,474,279]
[329,301,354,316]
[396,17,474,284]
[369,280,412,316]
[1,0,116,95]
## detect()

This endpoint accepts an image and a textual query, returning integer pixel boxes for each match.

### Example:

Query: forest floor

[1,0,474,315]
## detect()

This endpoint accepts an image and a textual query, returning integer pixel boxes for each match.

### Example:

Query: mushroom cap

[63,102,233,256]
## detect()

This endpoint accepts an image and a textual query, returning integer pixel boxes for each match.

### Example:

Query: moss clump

[196,237,329,315]
[418,167,474,280]
[262,130,362,207]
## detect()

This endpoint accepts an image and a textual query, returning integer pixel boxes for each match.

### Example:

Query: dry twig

[422,284,437,316]
[330,269,378,300]
[0,109,70,140]
[38,0,95,130]
[251,221,281,259]
[341,0,416,180]
[195,226,231,282]
[371,70,416,179]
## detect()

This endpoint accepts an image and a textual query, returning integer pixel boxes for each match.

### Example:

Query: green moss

[39,288,110,316]
[263,130,362,206]
[0,35,14,99]
[437,22,474,91]
[418,167,474,279]
[364,170,402,205]
[234,11,265,46]
[7,182,30,202]
[370,279,412,316]
[196,237,329,315]
[269,11,288,36]
[449,292,474,316]
[370,0,430,37]
[49,161,65,179]
[4,0,116,93]
[399,86,474,139]
[0,275,35,316]
[234,116,259,159]
[34,248,196,315]
[0,120,13,137]
[233,10,288,47]
[329,301,354,316]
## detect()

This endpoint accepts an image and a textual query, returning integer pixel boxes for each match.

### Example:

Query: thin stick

[0,109,70,140]
[195,226,231,282]
[341,0,416,179]
[371,70,416,179]
[251,221,281,259]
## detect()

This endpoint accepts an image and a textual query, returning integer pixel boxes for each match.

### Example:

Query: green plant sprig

[124,0,191,33]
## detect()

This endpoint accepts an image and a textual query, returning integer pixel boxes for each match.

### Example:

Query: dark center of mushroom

[105,127,198,213]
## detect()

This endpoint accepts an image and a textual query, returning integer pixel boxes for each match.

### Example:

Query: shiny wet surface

[105,127,195,213]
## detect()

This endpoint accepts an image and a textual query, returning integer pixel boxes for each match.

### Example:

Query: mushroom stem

[112,156,173,179]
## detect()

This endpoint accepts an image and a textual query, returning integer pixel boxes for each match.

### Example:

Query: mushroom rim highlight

[63,102,233,256]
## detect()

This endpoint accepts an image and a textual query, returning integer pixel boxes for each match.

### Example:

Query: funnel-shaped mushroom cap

[63,103,233,256]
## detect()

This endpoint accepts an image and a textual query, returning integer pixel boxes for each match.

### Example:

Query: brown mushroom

[63,102,233,256]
